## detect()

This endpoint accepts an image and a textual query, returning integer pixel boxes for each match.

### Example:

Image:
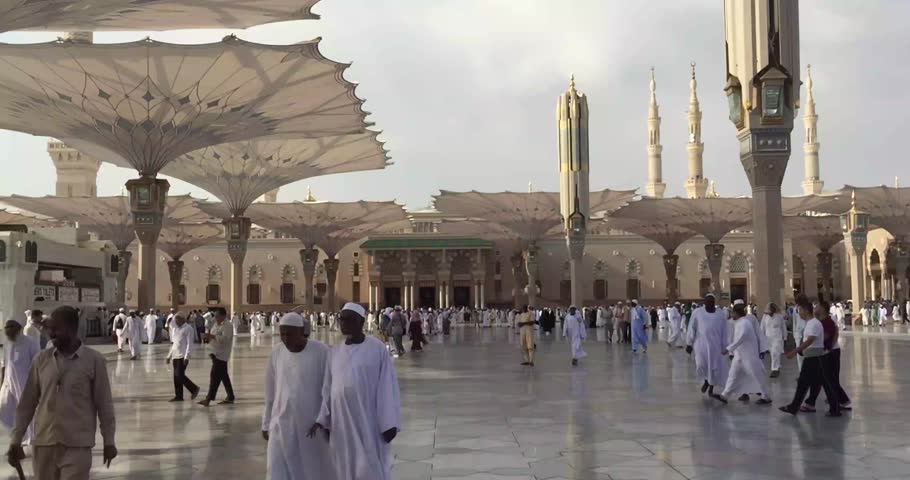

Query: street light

[841,191,870,324]
[723,0,800,308]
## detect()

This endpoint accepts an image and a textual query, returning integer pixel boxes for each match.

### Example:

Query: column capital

[125,177,170,244]
[737,128,791,188]
[224,217,251,264]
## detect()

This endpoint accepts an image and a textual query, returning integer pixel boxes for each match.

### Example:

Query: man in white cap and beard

[0,316,40,445]
[113,308,128,352]
[262,311,334,480]
[309,303,401,480]
[686,293,729,401]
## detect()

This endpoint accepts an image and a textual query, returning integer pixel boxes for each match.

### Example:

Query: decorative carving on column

[115,250,132,306]
[841,192,870,321]
[126,177,169,312]
[663,254,680,302]
[324,256,340,312]
[705,243,725,296]
[300,247,318,312]
[167,260,184,309]
[224,217,251,318]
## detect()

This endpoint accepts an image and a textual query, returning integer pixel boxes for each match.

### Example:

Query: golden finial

[850,189,857,210]
[304,186,316,203]
[650,67,656,93]
[528,181,534,193]
[690,62,696,79]
[895,176,900,188]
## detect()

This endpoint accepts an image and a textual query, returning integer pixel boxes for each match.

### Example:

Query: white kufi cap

[733,299,745,306]
[279,312,305,328]
[343,302,366,319]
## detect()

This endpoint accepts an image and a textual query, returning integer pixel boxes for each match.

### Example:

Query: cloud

[0,0,907,208]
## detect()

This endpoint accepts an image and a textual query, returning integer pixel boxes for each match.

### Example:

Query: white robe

[722,318,770,398]
[23,321,41,346]
[657,308,667,329]
[0,335,39,444]
[793,314,807,370]
[124,315,143,358]
[263,341,335,480]
[760,313,787,371]
[687,307,729,387]
[144,314,157,343]
[667,307,685,347]
[481,311,491,327]
[563,313,587,360]
[317,336,401,480]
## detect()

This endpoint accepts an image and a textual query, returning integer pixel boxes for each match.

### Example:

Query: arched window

[0,240,6,263]
[206,265,223,304]
[110,255,120,273]
[594,279,608,300]
[729,253,749,274]
[281,265,296,304]
[352,262,360,277]
[24,241,37,263]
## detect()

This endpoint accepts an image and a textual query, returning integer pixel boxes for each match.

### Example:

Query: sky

[0,0,908,210]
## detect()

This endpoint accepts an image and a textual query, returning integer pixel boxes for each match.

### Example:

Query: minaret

[685,63,708,199]
[557,74,589,307]
[645,68,666,198]
[47,140,101,197]
[802,65,824,195]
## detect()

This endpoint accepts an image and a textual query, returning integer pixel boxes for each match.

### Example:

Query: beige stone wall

[124,232,812,310]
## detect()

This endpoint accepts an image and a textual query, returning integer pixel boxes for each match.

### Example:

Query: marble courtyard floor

[4,326,910,480]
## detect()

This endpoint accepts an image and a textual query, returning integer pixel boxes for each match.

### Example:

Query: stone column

[846,246,866,322]
[705,243,725,296]
[167,260,184,310]
[567,230,585,307]
[817,250,833,301]
[368,281,374,311]
[510,253,526,309]
[480,281,486,308]
[323,257,340,312]
[300,247,318,312]
[444,282,450,308]
[115,250,132,307]
[724,4,798,309]
[663,254,680,302]
[224,217,251,319]
[524,244,540,307]
[125,177,169,312]
[893,242,910,303]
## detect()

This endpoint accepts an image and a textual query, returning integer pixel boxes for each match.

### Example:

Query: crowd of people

[0,288,874,478]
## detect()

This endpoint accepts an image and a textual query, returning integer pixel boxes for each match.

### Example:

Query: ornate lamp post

[125,178,169,311]
[841,192,870,324]
[723,0,800,307]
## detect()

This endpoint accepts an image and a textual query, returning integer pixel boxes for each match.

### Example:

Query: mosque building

[1,68,900,317]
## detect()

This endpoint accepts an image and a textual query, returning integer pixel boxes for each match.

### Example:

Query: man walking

[199,307,235,407]
[7,306,117,478]
[0,317,40,445]
[388,306,407,357]
[309,303,401,480]
[517,306,536,366]
[563,306,586,366]
[263,313,334,479]
[166,313,200,402]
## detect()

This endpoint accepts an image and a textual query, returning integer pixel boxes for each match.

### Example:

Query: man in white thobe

[719,303,772,404]
[563,306,587,366]
[23,310,42,347]
[114,308,128,352]
[0,318,40,445]
[666,304,685,348]
[144,310,158,344]
[687,294,728,400]
[657,306,667,330]
[310,303,401,480]
[123,311,143,360]
[263,313,335,480]
[761,303,787,377]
